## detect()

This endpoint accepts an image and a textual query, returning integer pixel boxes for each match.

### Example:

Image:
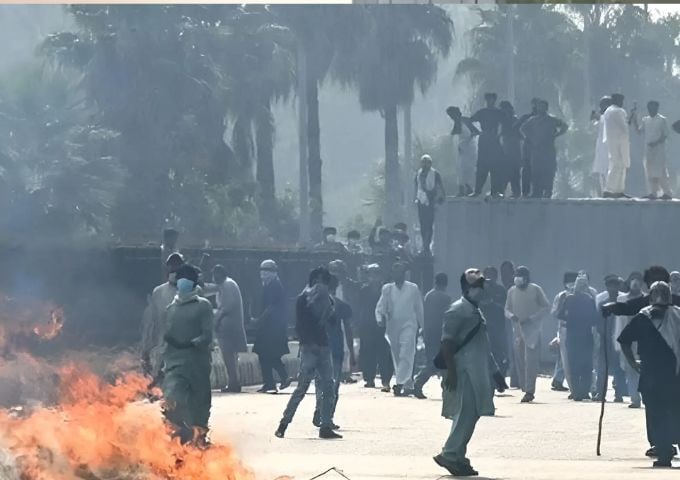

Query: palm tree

[0,64,125,241]
[346,5,453,225]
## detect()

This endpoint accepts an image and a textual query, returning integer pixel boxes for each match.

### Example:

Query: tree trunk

[255,100,276,213]
[583,9,592,117]
[306,64,323,244]
[232,115,255,183]
[507,6,516,105]
[403,103,415,235]
[297,44,310,246]
[384,104,400,226]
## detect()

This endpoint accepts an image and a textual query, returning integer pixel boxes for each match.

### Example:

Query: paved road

[210,376,678,480]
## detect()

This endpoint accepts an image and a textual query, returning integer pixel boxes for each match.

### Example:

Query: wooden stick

[596,317,609,456]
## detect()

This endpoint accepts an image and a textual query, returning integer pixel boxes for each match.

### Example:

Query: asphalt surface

[210,376,679,480]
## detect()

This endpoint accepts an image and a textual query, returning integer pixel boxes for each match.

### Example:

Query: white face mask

[514,277,524,287]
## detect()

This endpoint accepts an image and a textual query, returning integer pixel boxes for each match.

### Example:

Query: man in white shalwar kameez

[591,96,612,197]
[375,262,424,396]
[633,101,672,199]
[602,93,631,198]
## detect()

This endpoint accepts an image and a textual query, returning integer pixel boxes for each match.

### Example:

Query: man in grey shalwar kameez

[434,269,501,477]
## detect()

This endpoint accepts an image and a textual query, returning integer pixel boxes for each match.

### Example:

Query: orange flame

[31,308,64,341]
[0,363,255,480]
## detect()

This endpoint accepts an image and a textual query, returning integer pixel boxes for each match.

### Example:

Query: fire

[0,363,255,480]
[0,295,66,350]
[31,307,64,341]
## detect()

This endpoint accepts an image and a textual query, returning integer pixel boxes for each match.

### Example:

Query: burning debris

[0,294,255,480]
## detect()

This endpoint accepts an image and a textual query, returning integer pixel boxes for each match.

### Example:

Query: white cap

[260,259,278,271]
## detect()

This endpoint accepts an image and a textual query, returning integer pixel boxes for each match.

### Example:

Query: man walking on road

[414,273,452,399]
[434,268,499,477]
[505,266,551,403]
[375,262,424,397]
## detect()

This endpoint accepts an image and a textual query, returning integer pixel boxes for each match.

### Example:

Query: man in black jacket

[275,267,342,440]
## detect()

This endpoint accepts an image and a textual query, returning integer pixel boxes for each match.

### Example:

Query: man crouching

[434,268,502,477]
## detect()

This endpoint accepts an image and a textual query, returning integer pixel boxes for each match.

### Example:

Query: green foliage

[0,63,125,243]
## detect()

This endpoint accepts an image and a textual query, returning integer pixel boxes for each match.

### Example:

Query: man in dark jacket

[275,266,342,440]
[414,273,452,399]
[253,260,292,393]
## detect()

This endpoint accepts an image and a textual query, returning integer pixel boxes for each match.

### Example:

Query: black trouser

[475,136,503,195]
[258,353,288,388]
[507,166,521,197]
[530,165,556,198]
[643,392,680,462]
[360,328,394,386]
[521,143,532,196]
[417,203,435,252]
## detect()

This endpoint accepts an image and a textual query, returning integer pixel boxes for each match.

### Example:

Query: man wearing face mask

[161,263,214,446]
[375,262,424,396]
[670,271,680,296]
[614,272,644,408]
[505,266,551,403]
[142,253,185,382]
[618,281,680,468]
[253,260,292,393]
[434,268,504,477]
[315,227,348,254]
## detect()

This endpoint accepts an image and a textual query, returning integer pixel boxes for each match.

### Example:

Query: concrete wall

[433,197,680,358]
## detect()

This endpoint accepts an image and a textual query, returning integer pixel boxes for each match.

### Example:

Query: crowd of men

[140,245,680,476]
[448,92,680,200]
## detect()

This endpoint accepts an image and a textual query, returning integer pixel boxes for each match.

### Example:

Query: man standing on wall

[602,93,632,198]
[469,93,505,197]
[448,106,478,197]
[414,154,445,254]
[519,99,568,199]
[632,100,673,200]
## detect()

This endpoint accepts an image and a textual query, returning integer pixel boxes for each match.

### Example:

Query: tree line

[0,4,678,246]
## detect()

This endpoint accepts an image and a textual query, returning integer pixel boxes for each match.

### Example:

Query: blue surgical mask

[176,278,194,294]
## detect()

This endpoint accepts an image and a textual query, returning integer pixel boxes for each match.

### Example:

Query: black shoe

[222,385,242,393]
[567,394,574,400]
[364,381,376,388]
[661,194,673,200]
[629,402,641,409]
[467,192,481,198]
[551,382,568,392]
[602,191,614,198]
[381,384,391,393]
[413,388,427,399]
[433,455,478,476]
[646,447,658,458]
[643,194,658,200]
[319,427,342,439]
[393,385,404,397]
[279,378,293,390]
[653,460,672,468]
[258,385,277,393]
[521,393,535,403]
[614,396,624,403]
[274,422,287,438]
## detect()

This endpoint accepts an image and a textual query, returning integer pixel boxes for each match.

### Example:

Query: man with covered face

[375,262,424,396]
[618,281,680,468]
[161,263,214,445]
[433,268,504,477]
[505,266,551,403]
